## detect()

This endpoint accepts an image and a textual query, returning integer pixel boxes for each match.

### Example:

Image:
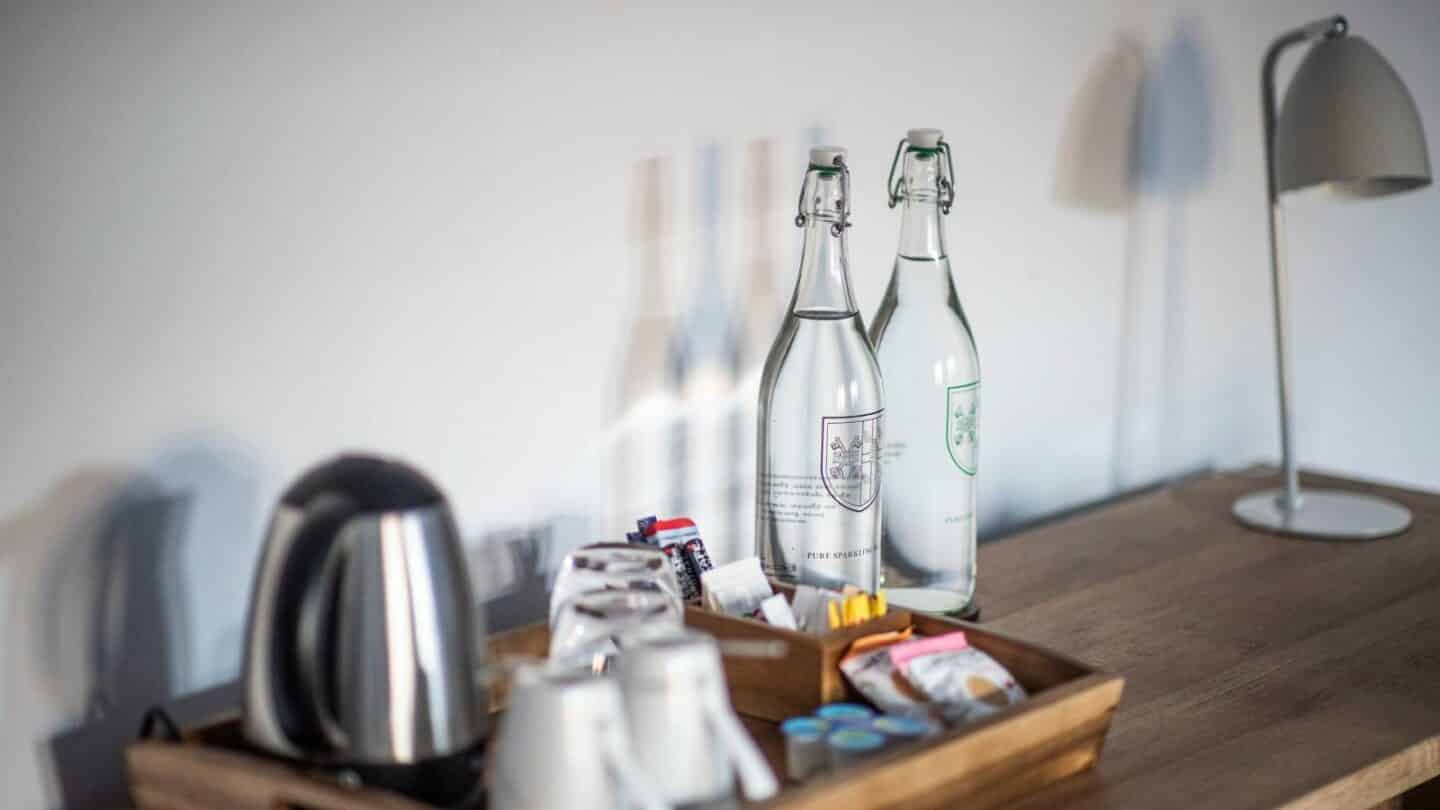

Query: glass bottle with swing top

[755,146,884,593]
[869,129,980,615]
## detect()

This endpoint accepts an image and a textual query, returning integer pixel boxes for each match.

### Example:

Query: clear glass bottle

[870,129,980,614]
[673,143,741,562]
[756,146,884,592]
[735,140,782,564]
[613,158,679,535]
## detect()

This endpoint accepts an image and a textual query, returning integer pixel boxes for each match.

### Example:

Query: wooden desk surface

[977,469,1440,810]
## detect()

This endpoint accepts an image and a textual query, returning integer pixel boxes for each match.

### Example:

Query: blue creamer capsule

[816,703,875,726]
[780,717,830,782]
[872,714,937,743]
[826,728,886,770]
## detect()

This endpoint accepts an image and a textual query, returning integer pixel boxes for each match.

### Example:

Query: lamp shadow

[1053,34,1146,215]
[1137,19,1216,487]
[1053,21,1215,494]
[1053,34,1147,493]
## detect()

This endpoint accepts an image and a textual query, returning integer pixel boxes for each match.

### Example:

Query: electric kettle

[240,454,486,803]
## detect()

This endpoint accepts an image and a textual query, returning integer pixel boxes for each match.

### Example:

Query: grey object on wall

[1234,15,1431,541]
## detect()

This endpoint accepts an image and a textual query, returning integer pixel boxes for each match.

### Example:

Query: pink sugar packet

[888,631,968,674]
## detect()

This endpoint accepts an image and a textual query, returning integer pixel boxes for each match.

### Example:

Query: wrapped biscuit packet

[838,628,937,719]
[889,632,1026,725]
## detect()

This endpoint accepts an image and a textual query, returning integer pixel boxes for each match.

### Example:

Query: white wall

[3,1,1437,806]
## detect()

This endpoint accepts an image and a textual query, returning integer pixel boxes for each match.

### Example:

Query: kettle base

[331,744,486,808]
[238,726,487,807]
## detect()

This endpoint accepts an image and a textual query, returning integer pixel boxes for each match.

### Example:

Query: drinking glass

[548,589,683,673]
[549,543,682,623]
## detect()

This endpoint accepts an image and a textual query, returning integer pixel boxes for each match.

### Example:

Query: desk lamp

[1234,15,1431,539]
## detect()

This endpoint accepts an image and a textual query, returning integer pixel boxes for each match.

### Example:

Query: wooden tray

[128,607,1123,810]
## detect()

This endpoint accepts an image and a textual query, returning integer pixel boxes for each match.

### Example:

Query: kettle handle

[269,492,360,753]
[296,519,353,751]
[703,687,779,801]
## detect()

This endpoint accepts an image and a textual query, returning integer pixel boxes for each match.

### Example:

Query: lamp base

[1232,488,1412,540]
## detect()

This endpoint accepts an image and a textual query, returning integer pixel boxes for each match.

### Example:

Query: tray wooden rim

[749,669,1125,809]
[126,610,1126,810]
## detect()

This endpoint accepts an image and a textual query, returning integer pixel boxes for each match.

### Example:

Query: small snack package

[889,632,1026,725]
[645,516,699,547]
[790,584,843,635]
[837,628,935,718]
[660,542,702,600]
[842,593,872,625]
[759,592,799,630]
[700,557,774,617]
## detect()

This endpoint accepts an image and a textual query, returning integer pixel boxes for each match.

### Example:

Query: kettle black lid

[280,454,445,512]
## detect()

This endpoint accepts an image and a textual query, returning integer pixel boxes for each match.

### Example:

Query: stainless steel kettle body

[241,455,487,779]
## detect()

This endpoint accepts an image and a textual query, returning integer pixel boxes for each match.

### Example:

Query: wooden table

[977,468,1440,810]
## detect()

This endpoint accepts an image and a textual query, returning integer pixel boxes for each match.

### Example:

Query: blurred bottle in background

[732,139,782,565]
[613,159,680,534]
[870,129,980,615]
[673,143,742,561]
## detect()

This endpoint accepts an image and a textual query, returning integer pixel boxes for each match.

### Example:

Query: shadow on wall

[1137,19,1216,489]
[0,468,157,808]
[469,523,554,633]
[0,438,259,809]
[1054,33,1147,495]
[467,511,596,634]
[1054,34,1146,215]
[1054,21,1216,495]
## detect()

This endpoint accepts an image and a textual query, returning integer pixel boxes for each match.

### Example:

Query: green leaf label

[946,382,979,476]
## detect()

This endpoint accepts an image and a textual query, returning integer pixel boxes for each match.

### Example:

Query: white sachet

[700,557,774,617]
[790,584,843,635]
[758,593,798,630]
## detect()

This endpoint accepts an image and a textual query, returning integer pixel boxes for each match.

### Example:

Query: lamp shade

[1275,35,1431,196]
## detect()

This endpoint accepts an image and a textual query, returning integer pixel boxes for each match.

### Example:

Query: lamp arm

[1263,17,1348,187]
[1259,15,1346,512]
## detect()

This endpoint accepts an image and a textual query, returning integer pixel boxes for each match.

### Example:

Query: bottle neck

[631,159,667,311]
[895,149,947,260]
[790,167,858,316]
